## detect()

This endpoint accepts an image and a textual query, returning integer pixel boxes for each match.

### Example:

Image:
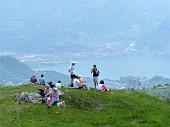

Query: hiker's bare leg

[94,82,97,88]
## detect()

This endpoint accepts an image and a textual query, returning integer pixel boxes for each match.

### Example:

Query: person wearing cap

[68,62,76,87]
[91,65,100,88]
[44,85,52,97]
[47,87,60,108]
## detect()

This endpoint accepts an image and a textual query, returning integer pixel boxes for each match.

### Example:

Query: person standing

[91,65,100,88]
[68,62,76,87]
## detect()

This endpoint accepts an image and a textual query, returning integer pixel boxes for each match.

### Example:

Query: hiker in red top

[97,80,112,94]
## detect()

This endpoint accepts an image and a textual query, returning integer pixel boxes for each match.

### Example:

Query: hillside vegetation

[0,55,70,85]
[146,86,170,100]
[0,55,34,83]
[0,85,170,127]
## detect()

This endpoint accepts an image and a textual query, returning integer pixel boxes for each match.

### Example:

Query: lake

[34,55,170,80]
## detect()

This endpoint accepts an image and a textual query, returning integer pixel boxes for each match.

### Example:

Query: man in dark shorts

[91,65,100,88]
[68,62,76,87]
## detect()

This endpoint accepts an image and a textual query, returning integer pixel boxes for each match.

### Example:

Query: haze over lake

[34,55,170,80]
[0,0,170,81]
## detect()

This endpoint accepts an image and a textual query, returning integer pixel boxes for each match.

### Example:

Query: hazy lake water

[35,55,170,80]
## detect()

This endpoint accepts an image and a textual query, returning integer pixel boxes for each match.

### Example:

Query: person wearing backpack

[91,65,100,88]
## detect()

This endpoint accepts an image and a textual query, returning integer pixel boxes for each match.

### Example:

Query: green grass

[0,85,170,127]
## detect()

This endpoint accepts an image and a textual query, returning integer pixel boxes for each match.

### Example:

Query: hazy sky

[0,0,170,79]
[0,0,170,55]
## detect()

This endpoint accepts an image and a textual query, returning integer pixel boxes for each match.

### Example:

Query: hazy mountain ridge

[0,55,169,88]
[0,0,170,55]
[0,55,70,85]
[0,55,35,84]
[147,75,170,86]
[104,75,170,89]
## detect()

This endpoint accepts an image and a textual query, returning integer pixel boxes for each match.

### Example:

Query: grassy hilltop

[0,85,170,127]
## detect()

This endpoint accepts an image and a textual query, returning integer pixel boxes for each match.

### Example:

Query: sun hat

[53,87,58,91]
[71,61,77,64]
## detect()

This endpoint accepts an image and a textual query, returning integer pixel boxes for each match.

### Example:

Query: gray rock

[15,92,42,104]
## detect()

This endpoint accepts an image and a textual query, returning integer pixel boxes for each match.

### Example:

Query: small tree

[157,84,163,87]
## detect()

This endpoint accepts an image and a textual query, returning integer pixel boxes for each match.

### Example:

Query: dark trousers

[70,74,76,87]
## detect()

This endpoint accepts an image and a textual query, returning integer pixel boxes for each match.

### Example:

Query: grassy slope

[0,85,170,127]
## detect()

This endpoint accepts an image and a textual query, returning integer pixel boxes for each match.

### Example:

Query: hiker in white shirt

[56,81,62,88]
[73,76,80,88]
[68,62,76,87]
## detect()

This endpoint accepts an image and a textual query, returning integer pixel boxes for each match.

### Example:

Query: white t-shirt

[55,83,61,88]
[96,84,103,90]
[73,78,80,88]
[69,65,75,74]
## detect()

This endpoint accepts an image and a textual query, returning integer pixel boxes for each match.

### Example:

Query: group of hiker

[30,74,46,85]
[68,62,100,89]
[38,83,65,108]
[30,75,65,108]
[69,62,112,93]
[29,62,112,108]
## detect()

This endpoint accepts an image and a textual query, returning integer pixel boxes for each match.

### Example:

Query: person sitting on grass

[39,84,63,104]
[37,85,52,104]
[44,85,52,97]
[78,75,88,90]
[47,87,60,108]
[54,81,64,98]
[30,75,38,85]
[73,76,80,88]
[56,80,64,88]
[72,75,88,90]
[47,81,55,88]
[97,80,112,94]
[38,74,45,85]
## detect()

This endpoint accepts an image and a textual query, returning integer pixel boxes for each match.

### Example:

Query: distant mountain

[0,55,35,84]
[147,76,170,86]
[37,71,70,85]
[0,55,170,87]
[0,55,69,85]
[105,75,170,89]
